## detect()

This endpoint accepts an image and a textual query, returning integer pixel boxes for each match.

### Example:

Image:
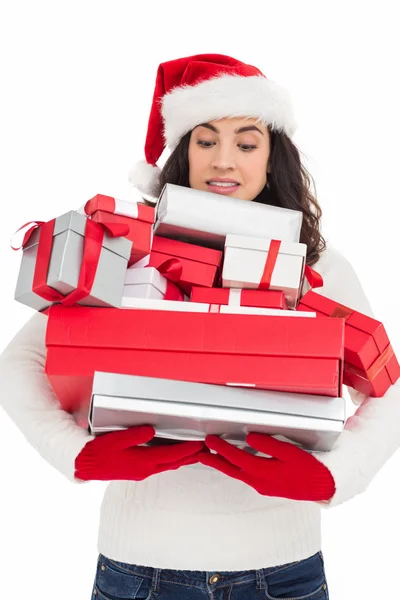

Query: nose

[210,143,236,171]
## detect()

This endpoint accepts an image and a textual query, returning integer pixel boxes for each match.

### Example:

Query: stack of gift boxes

[13,183,400,453]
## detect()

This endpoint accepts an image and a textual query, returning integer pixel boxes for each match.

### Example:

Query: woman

[1,53,399,600]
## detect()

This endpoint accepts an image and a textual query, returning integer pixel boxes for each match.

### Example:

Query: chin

[236,195,254,201]
[232,192,254,201]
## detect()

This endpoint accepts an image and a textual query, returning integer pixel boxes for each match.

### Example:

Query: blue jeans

[91,550,329,599]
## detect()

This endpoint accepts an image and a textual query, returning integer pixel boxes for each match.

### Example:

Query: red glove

[198,433,336,502]
[75,426,204,481]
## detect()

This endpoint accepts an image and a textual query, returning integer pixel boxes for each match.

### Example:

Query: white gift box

[88,372,346,452]
[120,295,316,317]
[154,184,303,249]
[121,296,210,311]
[208,305,315,317]
[222,234,307,309]
[123,266,167,300]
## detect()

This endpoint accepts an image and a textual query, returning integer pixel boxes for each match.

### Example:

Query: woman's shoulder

[306,242,355,293]
[313,242,353,277]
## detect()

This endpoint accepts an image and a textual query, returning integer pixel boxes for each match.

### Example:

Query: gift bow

[258,239,323,291]
[152,258,185,301]
[11,220,46,251]
[12,216,130,306]
[304,264,323,289]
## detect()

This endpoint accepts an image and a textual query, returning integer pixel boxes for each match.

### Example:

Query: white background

[0,1,399,598]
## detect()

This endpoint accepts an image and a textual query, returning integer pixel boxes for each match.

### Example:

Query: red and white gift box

[120,296,315,317]
[298,290,400,397]
[222,234,307,309]
[190,287,288,310]
[121,297,209,311]
[84,193,155,266]
[148,236,223,296]
[45,305,344,414]
[13,210,132,312]
[123,266,185,302]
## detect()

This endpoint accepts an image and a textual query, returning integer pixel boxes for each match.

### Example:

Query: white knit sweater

[1,243,399,571]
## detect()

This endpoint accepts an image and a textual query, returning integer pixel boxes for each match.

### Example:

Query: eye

[197,140,215,148]
[239,144,257,151]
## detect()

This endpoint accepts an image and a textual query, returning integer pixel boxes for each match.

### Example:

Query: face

[188,117,271,201]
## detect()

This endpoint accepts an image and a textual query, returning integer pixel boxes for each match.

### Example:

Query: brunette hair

[155,127,326,266]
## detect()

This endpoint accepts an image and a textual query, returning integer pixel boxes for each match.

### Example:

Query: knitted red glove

[198,433,336,501]
[75,426,204,481]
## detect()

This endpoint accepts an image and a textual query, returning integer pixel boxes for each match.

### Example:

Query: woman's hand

[198,433,336,502]
[75,426,204,481]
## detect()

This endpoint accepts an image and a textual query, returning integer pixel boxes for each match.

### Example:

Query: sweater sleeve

[307,245,400,508]
[0,311,95,483]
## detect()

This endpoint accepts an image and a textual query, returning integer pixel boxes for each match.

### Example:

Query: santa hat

[129,53,297,197]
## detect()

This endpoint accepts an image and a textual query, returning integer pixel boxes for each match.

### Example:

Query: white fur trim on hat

[128,160,161,197]
[162,74,297,150]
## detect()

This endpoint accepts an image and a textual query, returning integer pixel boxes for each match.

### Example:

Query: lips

[206,179,240,195]
[206,179,240,185]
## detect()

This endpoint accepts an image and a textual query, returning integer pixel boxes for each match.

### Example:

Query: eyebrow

[196,123,264,136]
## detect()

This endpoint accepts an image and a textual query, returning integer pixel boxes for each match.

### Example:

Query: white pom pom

[128,160,161,198]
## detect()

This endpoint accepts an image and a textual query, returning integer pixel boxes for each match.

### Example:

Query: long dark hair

[155,128,326,266]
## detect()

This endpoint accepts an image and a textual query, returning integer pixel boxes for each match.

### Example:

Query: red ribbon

[84,195,116,216]
[152,258,185,301]
[11,221,46,251]
[304,265,323,289]
[13,216,129,306]
[208,304,222,313]
[330,304,353,320]
[258,240,281,289]
[84,194,152,223]
[257,242,324,292]
[366,344,395,382]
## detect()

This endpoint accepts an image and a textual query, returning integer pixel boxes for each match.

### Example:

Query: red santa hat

[128,53,297,197]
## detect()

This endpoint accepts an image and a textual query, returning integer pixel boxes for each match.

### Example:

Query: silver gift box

[88,371,346,452]
[15,210,132,311]
[154,184,303,249]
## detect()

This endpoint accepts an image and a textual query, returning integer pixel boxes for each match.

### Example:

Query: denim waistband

[98,551,323,592]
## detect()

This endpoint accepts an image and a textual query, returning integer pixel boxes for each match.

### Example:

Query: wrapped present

[88,371,346,452]
[190,287,288,310]
[123,265,185,301]
[222,234,307,309]
[148,236,222,295]
[120,296,316,317]
[206,305,313,316]
[298,290,400,397]
[45,305,344,414]
[84,193,155,266]
[13,211,132,312]
[154,183,303,249]
[121,297,209,311]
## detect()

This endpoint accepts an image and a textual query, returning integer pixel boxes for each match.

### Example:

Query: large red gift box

[297,290,400,397]
[45,305,344,414]
[190,287,288,310]
[148,236,222,295]
[84,194,155,266]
